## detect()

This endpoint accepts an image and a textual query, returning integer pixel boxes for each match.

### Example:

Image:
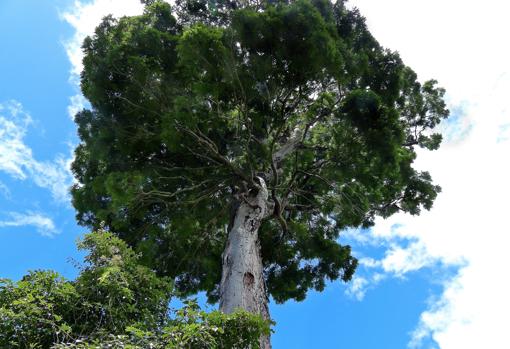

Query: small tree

[0,230,172,348]
[71,0,448,346]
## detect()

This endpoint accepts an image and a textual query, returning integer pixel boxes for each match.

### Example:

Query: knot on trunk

[243,272,255,288]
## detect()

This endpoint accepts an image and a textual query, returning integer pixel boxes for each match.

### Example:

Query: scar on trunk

[243,272,255,288]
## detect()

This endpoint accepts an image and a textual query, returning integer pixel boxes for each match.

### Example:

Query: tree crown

[72,0,448,303]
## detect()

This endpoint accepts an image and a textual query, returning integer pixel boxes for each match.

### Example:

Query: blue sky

[0,0,84,280]
[1,1,509,348]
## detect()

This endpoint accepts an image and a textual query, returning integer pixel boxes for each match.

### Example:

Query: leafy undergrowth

[0,230,270,349]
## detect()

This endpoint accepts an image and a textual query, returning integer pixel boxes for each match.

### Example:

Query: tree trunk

[219,178,271,349]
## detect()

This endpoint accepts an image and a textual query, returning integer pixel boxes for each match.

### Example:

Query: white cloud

[0,211,58,237]
[60,0,145,85]
[60,0,147,120]
[67,93,89,120]
[381,241,437,277]
[345,276,369,301]
[345,270,386,301]
[349,0,510,104]
[0,101,73,202]
[347,1,510,348]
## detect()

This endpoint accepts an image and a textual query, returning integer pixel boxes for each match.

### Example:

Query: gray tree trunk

[219,178,271,349]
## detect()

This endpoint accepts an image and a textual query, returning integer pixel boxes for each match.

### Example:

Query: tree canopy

[72,0,448,305]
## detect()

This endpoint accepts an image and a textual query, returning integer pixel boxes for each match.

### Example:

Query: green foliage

[1,230,268,348]
[72,229,173,335]
[53,301,270,348]
[165,301,270,349]
[0,271,77,348]
[72,0,448,304]
[0,230,172,349]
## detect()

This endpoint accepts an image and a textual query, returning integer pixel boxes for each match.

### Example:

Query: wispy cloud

[0,181,10,198]
[0,211,58,237]
[0,101,33,179]
[345,272,386,301]
[345,276,369,301]
[0,100,73,202]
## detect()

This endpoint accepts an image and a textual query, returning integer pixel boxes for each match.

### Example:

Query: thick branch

[272,127,304,166]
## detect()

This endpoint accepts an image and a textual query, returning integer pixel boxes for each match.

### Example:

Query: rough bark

[219,177,271,349]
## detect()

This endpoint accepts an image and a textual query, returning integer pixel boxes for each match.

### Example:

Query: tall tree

[71,0,448,346]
